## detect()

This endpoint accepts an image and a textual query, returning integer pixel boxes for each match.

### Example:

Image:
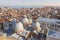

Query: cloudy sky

[0,0,59,6]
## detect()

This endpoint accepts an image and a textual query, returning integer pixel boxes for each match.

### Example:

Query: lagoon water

[6,6,45,8]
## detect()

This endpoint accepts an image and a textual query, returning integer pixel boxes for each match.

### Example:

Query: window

[50,24,54,27]
[47,23,49,27]
[55,28,56,30]
[57,28,58,31]
[55,24,57,27]
[50,27,53,30]
[58,25,60,28]
[55,28,58,31]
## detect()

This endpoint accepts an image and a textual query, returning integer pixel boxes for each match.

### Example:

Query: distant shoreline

[0,6,59,8]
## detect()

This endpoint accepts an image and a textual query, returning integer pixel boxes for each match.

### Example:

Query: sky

[0,0,59,6]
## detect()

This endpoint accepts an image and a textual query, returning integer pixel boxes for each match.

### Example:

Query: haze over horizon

[0,0,59,7]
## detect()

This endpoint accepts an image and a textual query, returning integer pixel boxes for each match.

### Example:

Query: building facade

[38,17,60,32]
